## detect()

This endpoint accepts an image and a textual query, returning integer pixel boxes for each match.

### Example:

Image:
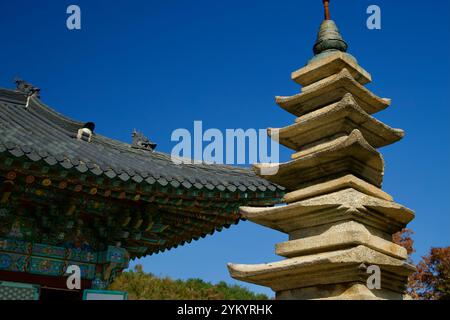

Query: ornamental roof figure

[132,129,157,152]
[15,78,41,98]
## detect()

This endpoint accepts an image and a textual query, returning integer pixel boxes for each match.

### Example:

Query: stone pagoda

[228,1,416,300]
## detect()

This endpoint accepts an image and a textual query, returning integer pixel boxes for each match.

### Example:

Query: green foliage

[109,265,268,300]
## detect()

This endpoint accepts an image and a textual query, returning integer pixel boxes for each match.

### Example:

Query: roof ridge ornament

[14,78,41,98]
[77,122,95,143]
[132,129,157,152]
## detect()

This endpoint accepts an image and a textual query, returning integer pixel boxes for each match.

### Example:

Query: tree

[393,229,450,300]
[109,265,268,300]
[393,228,415,258]
[408,247,450,300]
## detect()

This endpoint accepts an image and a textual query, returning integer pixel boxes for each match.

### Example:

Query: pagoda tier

[228,16,415,300]
[291,51,371,87]
[270,93,404,151]
[255,129,385,191]
[238,188,414,236]
[229,245,415,300]
[276,68,391,117]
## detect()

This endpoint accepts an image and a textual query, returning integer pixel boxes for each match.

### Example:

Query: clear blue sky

[1,0,449,297]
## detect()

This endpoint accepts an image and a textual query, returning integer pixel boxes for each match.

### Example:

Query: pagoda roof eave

[291,51,372,87]
[276,68,391,117]
[269,93,404,151]
[254,129,385,191]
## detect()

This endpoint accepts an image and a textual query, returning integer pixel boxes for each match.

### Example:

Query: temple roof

[0,87,282,194]
[0,85,283,258]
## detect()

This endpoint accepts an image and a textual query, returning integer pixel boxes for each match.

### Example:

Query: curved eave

[269,93,404,151]
[254,129,385,191]
[0,87,285,257]
[276,68,391,117]
[0,89,284,196]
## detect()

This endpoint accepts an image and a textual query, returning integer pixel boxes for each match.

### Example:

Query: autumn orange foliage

[393,229,450,300]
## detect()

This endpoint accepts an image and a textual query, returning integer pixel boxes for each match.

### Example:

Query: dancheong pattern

[0,282,39,300]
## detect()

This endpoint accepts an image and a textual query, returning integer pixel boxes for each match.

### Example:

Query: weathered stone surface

[276,221,407,260]
[313,20,348,56]
[270,93,404,152]
[292,51,372,87]
[240,188,414,235]
[255,129,385,190]
[276,68,390,117]
[277,283,405,300]
[283,174,393,203]
[228,245,416,293]
[229,15,413,299]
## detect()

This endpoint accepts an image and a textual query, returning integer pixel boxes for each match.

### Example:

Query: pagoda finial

[313,0,348,57]
[323,0,331,20]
